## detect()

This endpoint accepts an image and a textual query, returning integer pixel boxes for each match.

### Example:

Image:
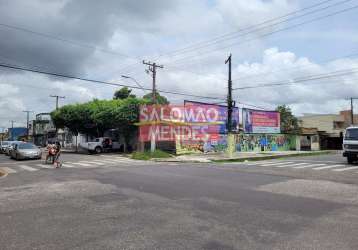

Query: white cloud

[1,0,357,128]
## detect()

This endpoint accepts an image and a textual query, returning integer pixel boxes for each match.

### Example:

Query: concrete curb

[153,151,334,164]
[212,151,334,163]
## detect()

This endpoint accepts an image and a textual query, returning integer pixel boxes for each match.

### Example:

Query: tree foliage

[143,90,169,105]
[51,97,149,148]
[276,105,299,134]
[113,87,136,100]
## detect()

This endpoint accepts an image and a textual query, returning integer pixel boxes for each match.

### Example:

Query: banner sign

[184,100,239,133]
[242,108,280,134]
[138,103,237,142]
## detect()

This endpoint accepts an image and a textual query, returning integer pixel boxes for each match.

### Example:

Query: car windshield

[18,143,37,149]
[345,128,358,140]
[2,141,8,145]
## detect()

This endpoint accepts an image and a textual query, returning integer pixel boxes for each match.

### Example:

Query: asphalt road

[1,152,358,249]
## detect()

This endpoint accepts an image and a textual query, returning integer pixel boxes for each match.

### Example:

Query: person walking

[53,142,62,168]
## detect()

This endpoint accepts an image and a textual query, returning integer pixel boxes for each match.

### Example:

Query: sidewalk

[154,150,336,163]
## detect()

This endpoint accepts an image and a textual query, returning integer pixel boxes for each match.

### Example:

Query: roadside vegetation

[132,150,172,160]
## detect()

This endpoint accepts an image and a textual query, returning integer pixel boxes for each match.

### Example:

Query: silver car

[10,142,42,160]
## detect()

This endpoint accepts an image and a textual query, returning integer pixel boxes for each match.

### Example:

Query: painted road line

[62,163,76,168]
[313,165,344,170]
[247,161,276,164]
[94,160,118,164]
[18,165,38,171]
[36,164,52,169]
[332,166,358,172]
[103,157,134,162]
[91,161,107,165]
[293,164,326,169]
[71,162,92,167]
[260,162,293,167]
[272,162,309,168]
[1,167,17,173]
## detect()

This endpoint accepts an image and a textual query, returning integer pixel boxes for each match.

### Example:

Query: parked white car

[80,137,123,154]
[343,126,358,164]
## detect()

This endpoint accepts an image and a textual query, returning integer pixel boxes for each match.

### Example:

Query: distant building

[299,110,358,150]
[32,113,57,146]
[8,127,27,141]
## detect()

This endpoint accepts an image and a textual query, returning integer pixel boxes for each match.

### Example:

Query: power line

[233,67,358,90]
[143,60,164,103]
[164,3,358,67]
[105,0,343,74]
[0,62,226,101]
[231,50,358,83]
[159,0,337,57]
[0,22,140,61]
[162,0,351,59]
[50,95,65,110]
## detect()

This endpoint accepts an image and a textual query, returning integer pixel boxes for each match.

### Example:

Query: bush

[132,150,172,160]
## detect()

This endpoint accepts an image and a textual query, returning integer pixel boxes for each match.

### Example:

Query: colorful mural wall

[175,133,297,154]
[235,134,296,152]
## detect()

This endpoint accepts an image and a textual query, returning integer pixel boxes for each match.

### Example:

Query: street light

[121,75,147,94]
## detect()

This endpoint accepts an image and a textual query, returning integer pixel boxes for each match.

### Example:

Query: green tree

[51,97,148,152]
[143,90,169,105]
[276,105,299,134]
[114,87,136,100]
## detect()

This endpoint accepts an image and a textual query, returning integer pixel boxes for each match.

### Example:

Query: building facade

[299,110,358,150]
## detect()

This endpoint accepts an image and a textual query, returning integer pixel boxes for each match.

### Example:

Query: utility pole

[143,60,163,104]
[142,60,163,153]
[225,54,236,158]
[50,95,65,110]
[23,110,33,140]
[10,120,15,129]
[350,97,358,125]
[225,54,233,133]
[9,120,15,141]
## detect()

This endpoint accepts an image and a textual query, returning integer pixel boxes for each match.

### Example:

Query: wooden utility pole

[50,95,65,110]
[143,61,163,104]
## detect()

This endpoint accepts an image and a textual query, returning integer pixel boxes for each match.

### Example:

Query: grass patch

[132,150,173,160]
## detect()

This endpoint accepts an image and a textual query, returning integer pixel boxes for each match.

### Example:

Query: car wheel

[347,156,355,164]
[15,153,19,161]
[95,146,102,154]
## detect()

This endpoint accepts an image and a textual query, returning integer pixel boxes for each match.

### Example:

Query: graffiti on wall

[176,133,297,154]
[235,134,296,152]
[175,134,228,154]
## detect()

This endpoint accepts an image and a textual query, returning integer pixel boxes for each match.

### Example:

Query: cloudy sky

[1,0,358,129]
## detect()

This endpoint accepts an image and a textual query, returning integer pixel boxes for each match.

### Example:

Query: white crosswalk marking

[36,164,52,169]
[313,165,344,170]
[62,163,76,168]
[293,164,326,169]
[332,166,358,172]
[1,167,17,173]
[71,162,92,167]
[18,165,38,171]
[91,161,107,165]
[260,162,293,166]
[272,162,308,168]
